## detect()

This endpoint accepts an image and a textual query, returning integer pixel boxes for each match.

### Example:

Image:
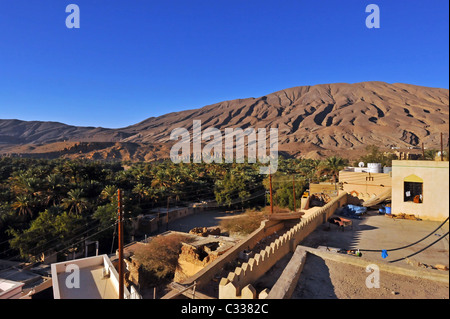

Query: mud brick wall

[178,219,286,290]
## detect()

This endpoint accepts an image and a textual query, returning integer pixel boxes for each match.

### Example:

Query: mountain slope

[120,81,449,149]
[1,81,448,160]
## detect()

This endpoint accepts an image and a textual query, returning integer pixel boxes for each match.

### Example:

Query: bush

[132,233,194,284]
[219,210,266,235]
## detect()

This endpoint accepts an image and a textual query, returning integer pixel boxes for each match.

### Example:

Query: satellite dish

[358,162,365,168]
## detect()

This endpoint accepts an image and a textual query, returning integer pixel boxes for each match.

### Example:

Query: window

[403,174,423,203]
[404,182,423,203]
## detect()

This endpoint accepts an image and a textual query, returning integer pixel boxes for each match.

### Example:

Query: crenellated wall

[219,192,348,299]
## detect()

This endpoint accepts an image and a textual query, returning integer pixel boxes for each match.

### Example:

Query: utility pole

[269,171,273,215]
[166,197,170,231]
[117,189,124,300]
[441,132,444,161]
[292,175,296,213]
[422,142,425,159]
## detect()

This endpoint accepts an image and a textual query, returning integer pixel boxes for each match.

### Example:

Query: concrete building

[391,160,449,221]
[309,182,338,197]
[0,279,25,299]
[51,254,140,299]
[339,164,392,202]
[0,259,52,299]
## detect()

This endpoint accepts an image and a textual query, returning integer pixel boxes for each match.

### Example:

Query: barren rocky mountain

[1,81,448,161]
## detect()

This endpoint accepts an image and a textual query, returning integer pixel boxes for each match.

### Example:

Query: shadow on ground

[292,254,337,299]
[300,216,379,252]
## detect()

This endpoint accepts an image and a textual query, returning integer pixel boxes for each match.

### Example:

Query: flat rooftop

[291,210,449,298]
[0,268,42,284]
[301,211,449,267]
[51,255,129,299]
[250,210,449,299]
[0,279,25,299]
[56,265,118,299]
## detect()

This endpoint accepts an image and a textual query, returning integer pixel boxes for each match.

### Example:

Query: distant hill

[1,81,448,161]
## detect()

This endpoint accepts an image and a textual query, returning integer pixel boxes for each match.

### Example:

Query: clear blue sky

[0,0,448,128]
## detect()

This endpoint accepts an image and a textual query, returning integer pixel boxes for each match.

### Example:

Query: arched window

[404,174,423,203]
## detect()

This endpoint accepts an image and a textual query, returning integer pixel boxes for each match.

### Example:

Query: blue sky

[0,0,448,128]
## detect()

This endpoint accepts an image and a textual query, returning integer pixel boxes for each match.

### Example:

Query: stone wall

[174,240,230,282]
[135,206,200,236]
[219,192,348,299]
[176,219,286,290]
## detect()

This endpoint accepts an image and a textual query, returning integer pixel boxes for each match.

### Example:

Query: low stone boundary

[266,246,307,299]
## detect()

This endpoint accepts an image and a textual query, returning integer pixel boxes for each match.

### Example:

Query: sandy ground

[252,211,449,300]
[292,254,449,299]
[165,209,245,234]
[292,212,449,299]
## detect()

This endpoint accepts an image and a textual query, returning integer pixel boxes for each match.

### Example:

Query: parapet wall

[219,192,348,299]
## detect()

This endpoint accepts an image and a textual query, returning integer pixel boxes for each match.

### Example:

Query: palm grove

[0,146,398,263]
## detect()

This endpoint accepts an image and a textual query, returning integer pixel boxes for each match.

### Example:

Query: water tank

[367,163,382,173]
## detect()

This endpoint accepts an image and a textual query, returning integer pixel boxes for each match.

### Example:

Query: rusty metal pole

[292,176,296,212]
[269,172,273,215]
[118,189,124,300]
[166,197,170,231]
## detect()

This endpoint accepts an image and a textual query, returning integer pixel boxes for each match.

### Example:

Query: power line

[0,218,101,257]
[2,218,111,263]
[0,221,117,283]
[357,217,449,253]
[389,231,449,263]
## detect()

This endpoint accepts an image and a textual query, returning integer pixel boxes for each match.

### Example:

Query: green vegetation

[354,145,397,167]
[0,159,262,261]
[219,209,266,236]
[1,149,421,263]
[423,148,449,161]
[132,233,195,285]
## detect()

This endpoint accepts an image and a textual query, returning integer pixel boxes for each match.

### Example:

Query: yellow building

[339,167,392,202]
[391,160,449,221]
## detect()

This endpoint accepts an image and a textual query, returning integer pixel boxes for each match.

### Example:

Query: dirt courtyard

[292,253,449,299]
[293,211,449,299]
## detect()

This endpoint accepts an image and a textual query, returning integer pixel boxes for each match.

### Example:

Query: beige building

[309,182,338,197]
[339,167,392,202]
[51,254,140,299]
[0,279,25,299]
[391,160,449,221]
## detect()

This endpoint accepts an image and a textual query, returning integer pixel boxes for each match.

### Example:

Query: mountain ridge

[1,81,448,161]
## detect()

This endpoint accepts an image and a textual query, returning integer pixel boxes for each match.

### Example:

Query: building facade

[339,165,392,202]
[391,160,449,221]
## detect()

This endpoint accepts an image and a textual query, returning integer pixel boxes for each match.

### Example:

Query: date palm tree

[132,183,151,205]
[45,173,65,206]
[100,185,119,204]
[151,170,173,190]
[12,194,35,217]
[62,189,89,215]
[316,156,347,184]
